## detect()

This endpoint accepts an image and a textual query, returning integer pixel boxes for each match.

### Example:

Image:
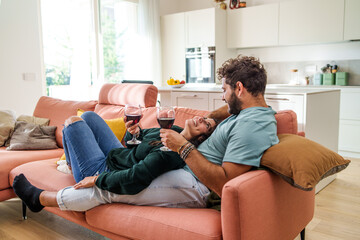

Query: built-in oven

[185,46,215,84]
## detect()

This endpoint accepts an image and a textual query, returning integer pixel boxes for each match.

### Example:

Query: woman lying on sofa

[13,111,217,212]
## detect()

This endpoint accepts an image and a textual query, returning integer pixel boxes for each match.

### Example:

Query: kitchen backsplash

[264,59,360,86]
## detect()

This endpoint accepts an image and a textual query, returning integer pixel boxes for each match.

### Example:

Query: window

[41,0,140,100]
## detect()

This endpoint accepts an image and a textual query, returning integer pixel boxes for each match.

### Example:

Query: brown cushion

[0,110,16,146]
[16,115,50,126]
[261,134,351,191]
[7,122,58,150]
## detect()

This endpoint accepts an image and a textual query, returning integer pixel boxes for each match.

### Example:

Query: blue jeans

[62,111,123,183]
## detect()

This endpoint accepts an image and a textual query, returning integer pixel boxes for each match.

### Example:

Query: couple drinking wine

[13,55,279,212]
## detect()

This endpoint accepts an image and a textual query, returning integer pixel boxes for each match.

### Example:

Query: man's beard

[227,92,242,115]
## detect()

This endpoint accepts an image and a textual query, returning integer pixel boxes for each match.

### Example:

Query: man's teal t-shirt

[184,107,279,177]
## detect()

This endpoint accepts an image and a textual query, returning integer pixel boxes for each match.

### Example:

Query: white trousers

[56,169,210,211]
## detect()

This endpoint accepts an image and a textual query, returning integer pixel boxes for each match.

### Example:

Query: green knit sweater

[95,126,185,195]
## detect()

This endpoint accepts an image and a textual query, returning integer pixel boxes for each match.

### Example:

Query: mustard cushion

[60,110,126,160]
[261,134,351,191]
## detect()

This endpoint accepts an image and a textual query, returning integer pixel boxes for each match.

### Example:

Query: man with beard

[160,55,279,197]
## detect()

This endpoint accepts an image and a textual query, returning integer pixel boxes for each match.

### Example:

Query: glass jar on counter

[290,69,300,85]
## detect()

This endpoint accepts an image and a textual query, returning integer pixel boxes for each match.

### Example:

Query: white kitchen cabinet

[265,90,340,153]
[227,3,279,48]
[265,94,305,131]
[161,8,236,86]
[160,12,186,84]
[209,92,226,111]
[171,91,209,111]
[338,88,360,158]
[279,0,344,45]
[185,8,215,48]
[344,0,360,40]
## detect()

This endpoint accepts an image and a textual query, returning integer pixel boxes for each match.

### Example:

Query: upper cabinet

[161,8,236,85]
[161,12,186,84]
[344,0,360,40]
[227,3,279,48]
[185,8,215,48]
[279,0,344,45]
[227,0,360,48]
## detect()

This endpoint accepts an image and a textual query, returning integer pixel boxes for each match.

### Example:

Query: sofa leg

[22,201,27,220]
[300,228,305,240]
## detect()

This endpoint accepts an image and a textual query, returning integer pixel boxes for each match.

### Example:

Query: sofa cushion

[261,134,351,191]
[0,147,63,190]
[98,83,158,108]
[274,110,298,135]
[16,115,50,126]
[0,110,16,146]
[86,204,222,240]
[7,122,58,150]
[33,96,97,148]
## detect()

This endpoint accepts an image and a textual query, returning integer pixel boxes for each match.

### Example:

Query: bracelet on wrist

[180,142,195,160]
[177,142,188,154]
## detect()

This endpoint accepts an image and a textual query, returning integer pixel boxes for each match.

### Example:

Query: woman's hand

[124,117,140,136]
[73,176,98,189]
[160,129,187,152]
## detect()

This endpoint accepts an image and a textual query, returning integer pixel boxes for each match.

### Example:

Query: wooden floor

[0,158,359,240]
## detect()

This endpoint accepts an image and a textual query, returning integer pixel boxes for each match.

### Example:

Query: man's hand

[160,129,187,152]
[73,176,98,189]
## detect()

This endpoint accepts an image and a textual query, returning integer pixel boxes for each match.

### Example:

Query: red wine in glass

[125,104,142,145]
[157,106,175,151]
[157,117,175,129]
[126,115,141,125]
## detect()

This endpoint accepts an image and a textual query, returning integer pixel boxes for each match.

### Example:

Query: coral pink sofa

[1,83,314,240]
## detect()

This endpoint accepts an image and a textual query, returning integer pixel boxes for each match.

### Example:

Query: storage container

[323,73,335,85]
[335,72,349,86]
[313,73,323,85]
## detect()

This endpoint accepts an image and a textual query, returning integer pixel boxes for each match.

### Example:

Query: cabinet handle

[266,97,290,101]
[180,94,199,98]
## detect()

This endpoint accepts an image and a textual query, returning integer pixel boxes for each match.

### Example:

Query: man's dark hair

[217,55,267,96]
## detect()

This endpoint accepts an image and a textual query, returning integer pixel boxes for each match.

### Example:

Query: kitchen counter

[158,83,352,94]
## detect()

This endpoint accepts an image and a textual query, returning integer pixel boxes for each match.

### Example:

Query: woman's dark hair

[149,120,218,148]
[189,121,218,147]
[217,55,267,97]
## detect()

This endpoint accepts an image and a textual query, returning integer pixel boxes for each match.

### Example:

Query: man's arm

[160,129,251,197]
[206,105,230,123]
[183,150,251,197]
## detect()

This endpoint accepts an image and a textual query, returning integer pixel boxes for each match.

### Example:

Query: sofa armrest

[221,170,314,240]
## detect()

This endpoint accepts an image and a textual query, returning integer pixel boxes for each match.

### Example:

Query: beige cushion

[16,115,50,126]
[7,122,58,150]
[0,110,16,146]
[261,134,351,191]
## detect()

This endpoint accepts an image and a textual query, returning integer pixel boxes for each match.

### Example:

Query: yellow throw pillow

[59,110,126,160]
[261,134,351,191]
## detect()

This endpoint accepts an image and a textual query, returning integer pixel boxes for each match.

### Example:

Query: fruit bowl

[169,84,185,88]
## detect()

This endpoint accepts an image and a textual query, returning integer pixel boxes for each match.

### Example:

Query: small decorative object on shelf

[213,0,227,10]
[229,0,246,9]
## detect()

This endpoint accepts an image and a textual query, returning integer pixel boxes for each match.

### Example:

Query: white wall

[0,0,44,116]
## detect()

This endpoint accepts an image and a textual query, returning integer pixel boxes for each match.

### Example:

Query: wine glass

[125,104,142,145]
[157,106,175,151]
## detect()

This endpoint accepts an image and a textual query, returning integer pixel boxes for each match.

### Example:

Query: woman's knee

[64,116,83,127]
[81,111,99,122]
